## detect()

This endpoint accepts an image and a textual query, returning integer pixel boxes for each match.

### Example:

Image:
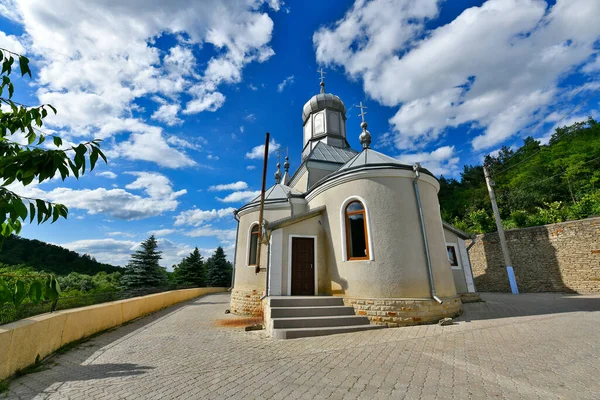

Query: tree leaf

[14,280,27,306]
[29,202,36,224]
[29,280,43,303]
[53,136,62,148]
[19,55,31,78]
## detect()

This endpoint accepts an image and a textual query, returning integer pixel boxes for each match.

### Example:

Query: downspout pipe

[229,210,240,290]
[260,232,271,301]
[413,163,443,304]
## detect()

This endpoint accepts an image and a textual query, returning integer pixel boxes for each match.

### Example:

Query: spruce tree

[206,246,232,287]
[120,235,167,289]
[173,247,206,286]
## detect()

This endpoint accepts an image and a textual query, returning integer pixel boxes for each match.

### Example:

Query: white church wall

[443,229,469,293]
[234,207,291,291]
[308,172,458,299]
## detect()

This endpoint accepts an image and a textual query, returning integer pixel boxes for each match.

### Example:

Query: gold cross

[356,101,367,123]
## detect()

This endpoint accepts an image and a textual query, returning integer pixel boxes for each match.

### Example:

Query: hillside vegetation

[0,235,123,275]
[439,118,600,234]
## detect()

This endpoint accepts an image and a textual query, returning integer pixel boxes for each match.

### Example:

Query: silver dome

[302,93,346,123]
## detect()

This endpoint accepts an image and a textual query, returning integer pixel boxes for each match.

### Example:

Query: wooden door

[291,237,315,295]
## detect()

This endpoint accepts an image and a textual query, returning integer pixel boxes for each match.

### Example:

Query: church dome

[302,92,346,123]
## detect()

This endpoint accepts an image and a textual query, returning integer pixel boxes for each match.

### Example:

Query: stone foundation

[459,293,482,303]
[230,288,264,317]
[343,296,462,327]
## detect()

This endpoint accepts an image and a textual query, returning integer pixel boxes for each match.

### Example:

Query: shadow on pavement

[458,292,600,323]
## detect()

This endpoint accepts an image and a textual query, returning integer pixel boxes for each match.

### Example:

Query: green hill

[439,117,600,233]
[0,235,123,275]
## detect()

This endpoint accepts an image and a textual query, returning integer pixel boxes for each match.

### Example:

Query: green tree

[173,247,206,286]
[205,246,232,288]
[0,48,106,242]
[120,235,167,289]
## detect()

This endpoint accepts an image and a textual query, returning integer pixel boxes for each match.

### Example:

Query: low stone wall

[343,296,462,327]
[0,287,226,381]
[230,288,264,317]
[469,217,600,293]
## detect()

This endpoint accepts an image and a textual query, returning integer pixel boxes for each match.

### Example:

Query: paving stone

[4,292,600,399]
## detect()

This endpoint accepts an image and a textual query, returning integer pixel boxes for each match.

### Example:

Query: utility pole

[483,164,519,294]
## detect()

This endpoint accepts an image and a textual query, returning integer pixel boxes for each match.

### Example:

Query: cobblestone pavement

[5,292,600,400]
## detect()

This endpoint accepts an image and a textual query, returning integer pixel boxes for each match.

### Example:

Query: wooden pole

[255,132,270,274]
[483,164,519,294]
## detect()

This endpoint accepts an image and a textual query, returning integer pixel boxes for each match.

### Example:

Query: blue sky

[1,0,599,268]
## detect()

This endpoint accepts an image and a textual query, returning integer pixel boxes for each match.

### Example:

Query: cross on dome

[318,67,326,93]
[356,101,371,149]
[356,101,367,123]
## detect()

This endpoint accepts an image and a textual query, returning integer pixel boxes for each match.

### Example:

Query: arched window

[345,201,369,260]
[248,223,259,266]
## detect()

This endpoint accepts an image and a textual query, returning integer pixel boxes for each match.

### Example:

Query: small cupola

[301,68,349,159]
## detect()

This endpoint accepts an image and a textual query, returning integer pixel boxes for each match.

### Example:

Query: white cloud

[58,237,200,269]
[314,0,600,151]
[208,181,248,191]
[9,172,186,220]
[184,226,237,241]
[151,103,183,126]
[217,190,260,203]
[166,135,203,152]
[6,0,281,167]
[277,75,295,92]
[107,231,136,238]
[0,31,25,54]
[96,171,117,179]
[246,165,256,170]
[148,229,176,237]
[245,139,280,159]
[239,125,245,133]
[397,145,460,176]
[244,113,256,122]
[207,154,219,160]
[174,207,235,227]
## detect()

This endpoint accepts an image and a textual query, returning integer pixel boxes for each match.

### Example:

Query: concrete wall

[469,217,600,293]
[308,172,457,299]
[443,229,468,293]
[233,207,290,291]
[0,287,226,380]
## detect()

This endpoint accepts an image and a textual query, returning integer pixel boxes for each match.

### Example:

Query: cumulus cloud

[96,171,117,179]
[9,172,186,220]
[314,0,600,151]
[6,0,281,167]
[277,75,295,92]
[245,139,280,159]
[208,181,248,191]
[174,207,235,227]
[148,229,177,237]
[217,190,260,203]
[397,145,460,177]
[184,226,237,241]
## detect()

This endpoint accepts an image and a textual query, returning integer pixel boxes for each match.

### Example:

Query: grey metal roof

[248,184,302,204]
[266,206,326,230]
[442,221,473,239]
[336,148,410,172]
[306,142,358,164]
[302,93,346,122]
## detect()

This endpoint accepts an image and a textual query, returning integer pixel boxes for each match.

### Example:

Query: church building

[230,77,474,338]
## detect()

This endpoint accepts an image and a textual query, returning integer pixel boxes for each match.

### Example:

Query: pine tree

[173,247,206,286]
[206,246,232,287]
[120,235,167,289]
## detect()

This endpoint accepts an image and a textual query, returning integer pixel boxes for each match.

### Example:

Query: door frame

[287,235,318,296]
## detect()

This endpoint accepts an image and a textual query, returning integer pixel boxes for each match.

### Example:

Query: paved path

[5,292,600,399]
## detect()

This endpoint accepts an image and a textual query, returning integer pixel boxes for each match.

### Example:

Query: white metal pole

[483,164,519,294]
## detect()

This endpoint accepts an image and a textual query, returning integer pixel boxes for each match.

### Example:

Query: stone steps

[266,296,383,339]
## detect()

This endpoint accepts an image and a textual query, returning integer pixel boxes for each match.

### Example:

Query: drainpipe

[465,235,478,293]
[413,163,443,304]
[229,210,240,290]
[260,230,271,301]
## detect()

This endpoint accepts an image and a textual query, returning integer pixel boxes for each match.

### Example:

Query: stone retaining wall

[469,217,600,293]
[343,296,462,327]
[230,288,264,317]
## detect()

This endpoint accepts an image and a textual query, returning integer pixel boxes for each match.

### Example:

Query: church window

[248,224,259,266]
[345,201,369,260]
[447,246,458,267]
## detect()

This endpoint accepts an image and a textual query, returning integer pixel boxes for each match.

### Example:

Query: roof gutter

[229,210,240,290]
[413,163,443,304]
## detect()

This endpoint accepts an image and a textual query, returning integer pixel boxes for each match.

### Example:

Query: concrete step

[270,306,356,318]
[268,296,344,308]
[272,315,370,329]
[272,324,384,339]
